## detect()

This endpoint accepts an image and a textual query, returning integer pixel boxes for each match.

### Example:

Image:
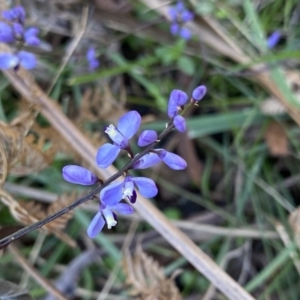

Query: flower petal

[132,177,158,198]
[170,89,188,106]
[117,111,141,140]
[129,190,137,203]
[102,207,117,229]
[170,23,180,35]
[13,23,24,36]
[174,115,186,132]
[168,7,177,22]
[138,130,157,147]
[2,10,13,22]
[87,212,105,238]
[192,85,206,101]
[167,97,178,118]
[62,165,98,185]
[100,181,123,206]
[10,6,26,23]
[89,59,99,71]
[86,47,96,61]
[24,28,40,46]
[179,27,192,40]
[123,177,134,199]
[267,31,281,49]
[18,51,36,69]
[0,22,14,43]
[176,1,185,11]
[0,53,18,69]
[112,203,134,215]
[105,124,125,146]
[132,152,161,169]
[96,143,120,168]
[158,150,187,170]
[182,10,194,22]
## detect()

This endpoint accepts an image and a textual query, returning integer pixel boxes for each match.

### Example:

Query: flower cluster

[168,85,206,132]
[168,1,194,40]
[86,47,100,71]
[0,5,40,70]
[62,85,207,238]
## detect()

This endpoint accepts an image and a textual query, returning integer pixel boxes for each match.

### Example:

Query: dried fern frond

[122,245,182,300]
[0,189,76,247]
[0,107,54,176]
[77,85,125,125]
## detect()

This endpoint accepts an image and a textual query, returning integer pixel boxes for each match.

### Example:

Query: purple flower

[133,150,187,171]
[24,27,40,46]
[138,130,157,147]
[87,202,134,238]
[62,165,98,185]
[267,31,281,49]
[13,23,24,36]
[132,152,162,169]
[156,149,187,170]
[170,23,180,35]
[96,111,141,168]
[100,176,158,206]
[0,51,36,70]
[18,51,36,69]
[168,1,193,40]
[2,6,26,24]
[181,10,194,22]
[0,22,15,43]
[0,53,19,69]
[86,47,100,71]
[179,27,192,40]
[168,89,188,118]
[192,85,207,101]
[168,8,178,22]
[174,115,186,132]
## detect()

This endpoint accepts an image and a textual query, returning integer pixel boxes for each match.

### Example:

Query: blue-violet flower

[267,31,281,49]
[62,165,98,185]
[100,176,158,206]
[96,111,141,168]
[138,130,158,147]
[87,202,134,238]
[0,51,36,70]
[168,1,194,40]
[86,47,100,71]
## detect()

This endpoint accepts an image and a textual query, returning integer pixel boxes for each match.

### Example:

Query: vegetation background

[1,0,300,299]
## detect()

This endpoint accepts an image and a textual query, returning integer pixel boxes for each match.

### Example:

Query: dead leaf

[265,121,289,156]
[0,190,76,247]
[122,245,182,300]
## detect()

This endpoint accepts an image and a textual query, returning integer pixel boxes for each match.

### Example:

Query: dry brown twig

[8,243,68,300]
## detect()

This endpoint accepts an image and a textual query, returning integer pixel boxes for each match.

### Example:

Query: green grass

[1,0,300,299]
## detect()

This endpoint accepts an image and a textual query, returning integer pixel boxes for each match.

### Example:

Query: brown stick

[8,244,68,300]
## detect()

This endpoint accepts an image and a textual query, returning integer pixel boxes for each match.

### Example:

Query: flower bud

[192,85,207,101]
